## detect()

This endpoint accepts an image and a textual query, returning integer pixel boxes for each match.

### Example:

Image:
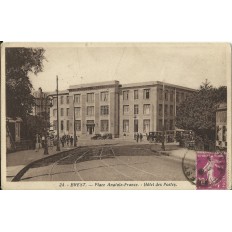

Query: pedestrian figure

[136,133,139,143]
[66,135,69,145]
[70,136,74,146]
[41,135,45,148]
[140,133,143,142]
[123,133,126,140]
[61,137,64,147]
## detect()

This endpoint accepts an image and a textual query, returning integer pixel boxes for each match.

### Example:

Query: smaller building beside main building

[48,80,196,139]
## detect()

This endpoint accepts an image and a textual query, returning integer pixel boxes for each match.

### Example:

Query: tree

[176,80,227,143]
[6,47,46,119]
[25,113,50,139]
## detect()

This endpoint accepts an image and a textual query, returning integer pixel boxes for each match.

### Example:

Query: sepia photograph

[1,43,231,189]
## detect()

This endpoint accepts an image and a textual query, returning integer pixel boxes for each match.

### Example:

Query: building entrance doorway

[86,120,95,135]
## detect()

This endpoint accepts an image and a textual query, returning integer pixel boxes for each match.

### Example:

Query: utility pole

[161,82,165,151]
[73,95,77,147]
[56,75,61,151]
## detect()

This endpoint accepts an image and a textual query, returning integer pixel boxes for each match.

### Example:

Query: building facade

[120,81,196,138]
[49,81,120,138]
[49,80,196,138]
[216,103,227,150]
[32,88,50,117]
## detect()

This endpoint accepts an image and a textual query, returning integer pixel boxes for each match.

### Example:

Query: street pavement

[6,140,196,182]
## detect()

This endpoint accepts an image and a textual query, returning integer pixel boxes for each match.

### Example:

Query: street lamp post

[161,82,166,151]
[73,95,77,147]
[56,75,61,151]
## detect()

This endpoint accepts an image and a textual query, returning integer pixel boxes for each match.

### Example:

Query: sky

[29,43,229,92]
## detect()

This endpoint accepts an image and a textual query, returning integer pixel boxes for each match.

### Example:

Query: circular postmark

[182,149,197,185]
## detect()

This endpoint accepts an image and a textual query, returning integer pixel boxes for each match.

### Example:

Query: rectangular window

[66,96,69,104]
[100,91,109,101]
[170,120,174,130]
[164,120,168,130]
[134,105,139,114]
[61,108,64,116]
[159,89,163,100]
[66,120,69,131]
[53,97,57,106]
[53,120,57,130]
[123,120,129,132]
[165,91,168,101]
[170,105,173,116]
[101,120,109,132]
[170,91,174,101]
[66,108,69,116]
[123,90,129,100]
[123,105,129,115]
[101,105,109,115]
[74,94,81,103]
[143,119,150,133]
[134,119,138,132]
[159,104,163,116]
[143,89,150,99]
[75,120,81,131]
[164,104,168,115]
[74,107,81,118]
[87,93,94,103]
[53,109,57,117]
[60,96,64,104]
[143,104,150,115]
[134,90,139,100]
[61,120,64,131]
[159,119,162,131]
[87,106,94,116]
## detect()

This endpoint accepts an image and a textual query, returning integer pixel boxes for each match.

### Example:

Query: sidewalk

[167,148,196,162]
[6,146,74,180]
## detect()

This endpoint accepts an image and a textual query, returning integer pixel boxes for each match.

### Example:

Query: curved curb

[11,147,79,182]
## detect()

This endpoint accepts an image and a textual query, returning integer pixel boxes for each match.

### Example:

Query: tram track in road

[98,147,134,180]
[73,150,90,181]
[16,144,162,181]
[113,154,158,178]
[49,148,89,181]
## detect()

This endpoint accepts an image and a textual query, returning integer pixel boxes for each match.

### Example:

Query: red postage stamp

[196,152,227,190]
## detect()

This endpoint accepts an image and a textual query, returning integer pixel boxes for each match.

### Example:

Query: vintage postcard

[1,43,231,190]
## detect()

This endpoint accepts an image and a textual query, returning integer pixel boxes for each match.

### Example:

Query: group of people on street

[60,135,76,147]
[35,134,77,151]
[134,133,144,143]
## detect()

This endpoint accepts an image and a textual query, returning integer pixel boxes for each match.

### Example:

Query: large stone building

[32,87,50,117]
[48,80,196,138]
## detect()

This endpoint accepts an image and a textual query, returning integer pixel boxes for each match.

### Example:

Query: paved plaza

[6,139,196,182]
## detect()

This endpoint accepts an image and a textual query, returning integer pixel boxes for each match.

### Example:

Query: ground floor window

[123,120,129,132]
[61,120,64,131]
[75,120,81,131]
[101,120,109,132]
[143,119,150,133]
[134,119,138,132]
[169,120,174,130]
[66,120,69,131]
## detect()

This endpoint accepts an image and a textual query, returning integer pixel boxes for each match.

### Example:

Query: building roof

[69,80,119,90]
[121,81,197,91]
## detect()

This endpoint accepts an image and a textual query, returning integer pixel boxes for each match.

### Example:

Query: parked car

[102,133,113,139]
[91,134,102,140]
